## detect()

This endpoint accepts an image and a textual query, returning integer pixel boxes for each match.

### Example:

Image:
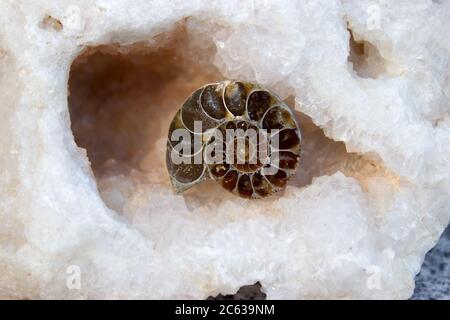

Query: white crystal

[0,0,449,299]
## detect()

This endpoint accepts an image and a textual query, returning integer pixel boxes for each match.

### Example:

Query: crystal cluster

[0,0,449,299]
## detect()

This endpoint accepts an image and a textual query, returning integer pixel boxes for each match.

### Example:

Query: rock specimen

[0,0,449,299]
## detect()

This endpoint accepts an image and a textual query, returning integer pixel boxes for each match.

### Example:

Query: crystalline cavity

[0,0,449,299]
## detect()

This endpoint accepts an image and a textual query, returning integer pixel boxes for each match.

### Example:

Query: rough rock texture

[412,225,450,300]
[0,0,449,299]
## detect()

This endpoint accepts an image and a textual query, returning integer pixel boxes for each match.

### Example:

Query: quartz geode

[0,0,449,299]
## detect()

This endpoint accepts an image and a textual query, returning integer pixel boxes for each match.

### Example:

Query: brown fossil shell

[166,80,301,199]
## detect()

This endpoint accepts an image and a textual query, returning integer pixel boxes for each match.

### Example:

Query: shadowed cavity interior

[68,25,390,210]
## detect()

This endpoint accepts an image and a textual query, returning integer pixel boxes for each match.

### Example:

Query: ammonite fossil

[166,80,301,199]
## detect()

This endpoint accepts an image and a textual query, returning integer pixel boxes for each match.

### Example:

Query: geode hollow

[0,0,449,299]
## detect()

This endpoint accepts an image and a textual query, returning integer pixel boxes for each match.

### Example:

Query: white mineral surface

[0,0,449,299]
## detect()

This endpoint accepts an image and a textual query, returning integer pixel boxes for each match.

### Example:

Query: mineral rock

[0,0,449,299]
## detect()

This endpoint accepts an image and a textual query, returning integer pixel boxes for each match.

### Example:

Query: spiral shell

[166,80,301,199]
